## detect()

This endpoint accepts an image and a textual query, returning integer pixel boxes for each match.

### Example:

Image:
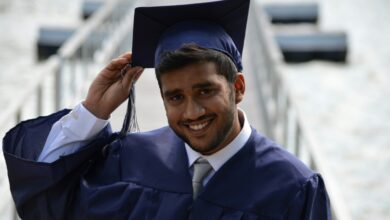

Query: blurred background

[0,0,389,219]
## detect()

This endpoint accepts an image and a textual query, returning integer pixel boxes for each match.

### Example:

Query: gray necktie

[192,158,213,200]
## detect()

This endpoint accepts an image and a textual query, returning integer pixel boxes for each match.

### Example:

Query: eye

[199,88,214,97]
[167,94,184,103]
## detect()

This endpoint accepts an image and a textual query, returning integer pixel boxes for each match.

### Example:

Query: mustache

[179,114,216,125]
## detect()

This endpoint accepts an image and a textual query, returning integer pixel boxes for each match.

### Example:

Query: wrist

[82,100,110,120]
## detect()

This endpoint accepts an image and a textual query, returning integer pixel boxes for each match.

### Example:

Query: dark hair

[155,44,238,88]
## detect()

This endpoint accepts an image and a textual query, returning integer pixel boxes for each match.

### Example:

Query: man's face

[160,62,243,155]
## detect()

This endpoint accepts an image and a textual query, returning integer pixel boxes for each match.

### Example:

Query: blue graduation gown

[3,110,331,219]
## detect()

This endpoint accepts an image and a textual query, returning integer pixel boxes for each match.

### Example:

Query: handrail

[59,0,120,58]
[55,0,135,109]
[0,0,137,219]
[0,56,60,130]
[250,2,352,220]
[0,0,134,130]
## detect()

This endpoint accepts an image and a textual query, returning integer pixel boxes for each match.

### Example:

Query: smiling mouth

[182,116,215,132]
[188,121,209,131]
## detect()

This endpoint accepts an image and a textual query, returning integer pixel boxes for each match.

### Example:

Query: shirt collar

[185,109,251,171]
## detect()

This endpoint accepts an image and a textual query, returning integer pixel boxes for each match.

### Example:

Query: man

[3,0,331,219]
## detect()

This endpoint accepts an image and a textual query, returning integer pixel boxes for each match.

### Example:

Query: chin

[189,143,220,155]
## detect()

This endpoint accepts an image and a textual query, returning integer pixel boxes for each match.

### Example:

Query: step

[37,27,75,60]
[263,3,318,24]
[275,32,347,62]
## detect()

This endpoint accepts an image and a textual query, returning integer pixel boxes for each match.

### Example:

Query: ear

[234,73,245,104]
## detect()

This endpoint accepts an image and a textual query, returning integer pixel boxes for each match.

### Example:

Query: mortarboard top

[132,0,250,71]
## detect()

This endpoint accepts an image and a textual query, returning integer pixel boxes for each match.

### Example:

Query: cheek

[164,106,180,123]
[211,92,234,109]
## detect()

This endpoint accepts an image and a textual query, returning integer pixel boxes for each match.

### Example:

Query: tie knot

[192,158,213,183]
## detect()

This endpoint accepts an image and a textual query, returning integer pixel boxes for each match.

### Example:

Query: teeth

[189,121,208,130]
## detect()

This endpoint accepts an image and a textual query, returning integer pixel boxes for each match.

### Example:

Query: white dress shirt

[37,104,109,162]
[38,103,252,184]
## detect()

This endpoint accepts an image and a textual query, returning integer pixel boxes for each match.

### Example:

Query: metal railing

[0,0,136,219]
[249,2,352,220]
[0,0,135,135]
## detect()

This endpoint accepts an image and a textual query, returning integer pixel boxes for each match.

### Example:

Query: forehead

[160,62,226,91]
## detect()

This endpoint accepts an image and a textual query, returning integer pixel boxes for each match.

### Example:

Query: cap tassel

[119,85,139,137]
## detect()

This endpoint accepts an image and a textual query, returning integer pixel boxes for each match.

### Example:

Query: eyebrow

[163,82,215,97]
[192,82,214,89]
[163,89,182,98]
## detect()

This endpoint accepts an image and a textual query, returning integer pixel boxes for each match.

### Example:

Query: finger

[105,58,130,72]
[126,66,143,84]
[134,69,143,82]
[118,52,132,61]
[122,67,144,91]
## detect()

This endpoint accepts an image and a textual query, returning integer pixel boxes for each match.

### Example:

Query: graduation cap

[132,0,250,71]
[121,0,250,135]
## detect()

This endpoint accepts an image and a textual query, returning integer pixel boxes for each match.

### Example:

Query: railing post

[294,122,301,156]
[55,61,63,110]
[309,155,317,170]
[282,98,289,147]
[15,110,22,124]
[37,86,43,115]
[70,56,77,99]
[81,42,89,82]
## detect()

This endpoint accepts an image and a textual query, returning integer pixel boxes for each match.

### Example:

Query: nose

[183,98,205,120]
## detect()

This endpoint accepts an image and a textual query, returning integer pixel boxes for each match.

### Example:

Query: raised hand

[83,52,144,119]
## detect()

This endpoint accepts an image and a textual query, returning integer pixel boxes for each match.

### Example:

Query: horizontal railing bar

[67,3,136,105]
[58,0,120,58]
[98,9,135,61]
[0,56,60,128]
